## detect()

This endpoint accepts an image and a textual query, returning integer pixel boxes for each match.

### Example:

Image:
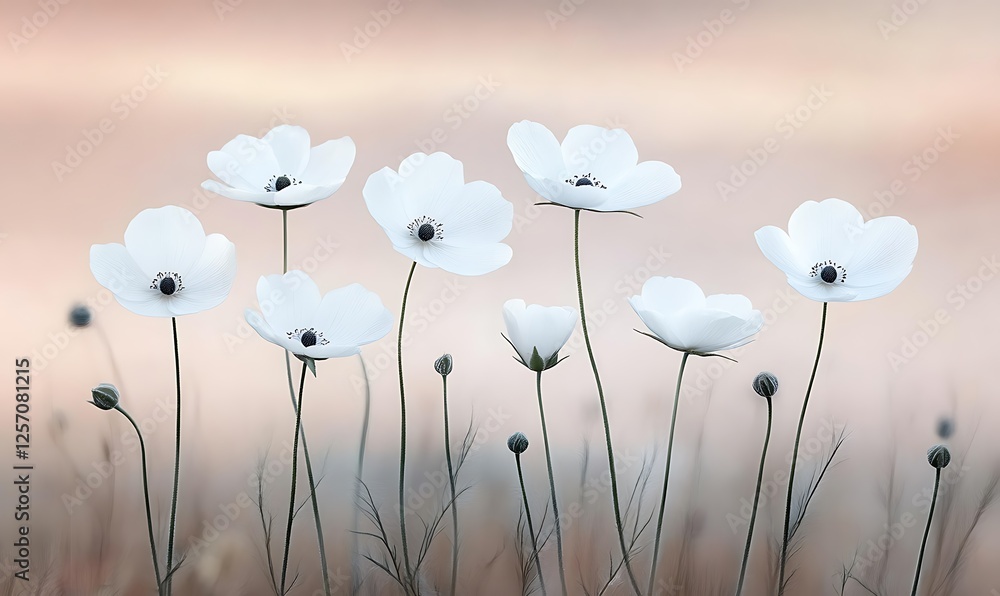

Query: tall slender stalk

[516,452,548,596]
[736,395,773,596]
[397,261,418,588]
[113,405,162,591]
[911,467,942,596]
[647,352,689,595]
[442,373,459,596]
[351,354,372,593]
[165,316,181,595]
[573,209,642,595]
[280,363,309,593]
[778,302,829,595]
[535,371,567,596]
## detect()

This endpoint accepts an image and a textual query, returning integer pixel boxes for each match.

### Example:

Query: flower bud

[752,372,779,398]
[70,304,92,328]
[927,444,951,469]
[434,354,453,377]
[90,383,120,411]
[936,417,954,440]
[507,432,529,454]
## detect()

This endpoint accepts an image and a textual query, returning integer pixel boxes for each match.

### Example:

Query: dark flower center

[820,266,838,284]
[408,216,443,242]
[159,277,176,295]
[300,330,317,347]
[417,223,436,241]
[564,172,607,189]
[274,176,291,191]
[575,177,594,187]
[150,272,183,295]
[265,174,301,192]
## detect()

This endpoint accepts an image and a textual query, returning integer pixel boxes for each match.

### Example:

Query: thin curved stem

[397,261,418,588]
[280,363,309,593]
[282,209,288,272]
[516,453,548,596]
[351,354,372,594]
[736,396,773,596]
[442,375,459,596]
[778,302,829,595]
[113,405,162,590]
[647,352,689,596]
[165,317,181,595]
[536,371,567,596]
[573,209,642,595]
[911,468,941,596]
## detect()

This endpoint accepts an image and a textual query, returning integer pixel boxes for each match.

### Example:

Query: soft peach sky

[2,0,999,593]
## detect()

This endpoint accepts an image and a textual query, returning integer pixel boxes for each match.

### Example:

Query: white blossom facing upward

[506,120,681,212]
[629,277,763,354]
[502,299,577,372]
[202,125,356,208]
[245,271,393,360]
[754,198,918,302]
[90,206,237,317]
[363,152,514,276]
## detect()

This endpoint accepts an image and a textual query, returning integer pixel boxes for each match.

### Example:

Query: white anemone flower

[755,198,918,302]
[245,271,393,360]
[90,206,237,317]
[506,120,681,212]
[202,125,356,208]
[363,152,514,276]
[629,277,763,354]
[502,299,578,372]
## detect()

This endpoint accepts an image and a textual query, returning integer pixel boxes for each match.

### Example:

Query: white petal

[216,134,282,189]
[124,206,206,277]
[363,167,417,246]
[257,271,323,334]
[630,304,686,351]
[201,180,276,206]
[560,125,638,183]
[704,294,755,319]
[273,183,341,207]
[245,308,284,347]
[502,299,531,363]
[844,216,918,288]
[539,179,610,209]
[167,234,237,316]
[848,276,911,301]
[601,161,681,211]
[440,181,513,246]
[299,137,356,186]
[312,284,394,351]
[523,303,577,361]
[91,243,171,317]
[507,121,566,182]
[263,125,311,176]
[674,310,762,353]
[396,152,466,218]
[422,241,512,276]
[787,198,864,265]
[755,226,808,281]
[206,151,257,191]
[635,277,706,314]
[788,277,858,302]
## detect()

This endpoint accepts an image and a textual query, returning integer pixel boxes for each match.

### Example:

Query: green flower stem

[113,404,162,591]
[735,395,773,596]
[442,374,459,596]
[397,261,418,588]
[165,316,181,595]
[573,209,642,595]
[778,301,829,595]
[280,211,332,596]
[647,352,689,596]
[280,362,310,593]
[351,354,372,594]
[536,371,567,596]
[911,467,942,596]
[516,452,548,596]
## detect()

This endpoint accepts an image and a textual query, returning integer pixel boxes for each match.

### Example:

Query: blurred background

[1,0,999,593]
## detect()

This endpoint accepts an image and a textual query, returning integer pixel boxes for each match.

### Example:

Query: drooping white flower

[505,120,681,212]
[363,152,514,276]
[245,271,393,360]
[202,125,356,208]
[502,299,578,371]
[629,277,763,354]
[754,198,918,302]
[90,206,237,317]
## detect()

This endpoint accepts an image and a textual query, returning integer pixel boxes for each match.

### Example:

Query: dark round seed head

[417,223,436,241]
[434,354,453,376]
[752,372,779,398]
[274,176,291,191]
[159,277,176,295]
[575,177,594,187]
[300,330,318,347]
[927,444,951,469]
[507,432,529,454]
[70,304,92,328]
[90,383,120,411]
[820,265,838,283]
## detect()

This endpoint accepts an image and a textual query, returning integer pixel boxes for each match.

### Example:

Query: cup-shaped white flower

[755,198,918,302]
[245,271,392,360]
[506,120,681,212]
[629,277,763,355]
[502,299,577,372]
[90,206,237,317]
[363,152,514,276]
[202,125,356,208]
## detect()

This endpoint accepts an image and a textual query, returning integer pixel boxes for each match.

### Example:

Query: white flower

[202,125,356,208]
[363,152,514,276]
[502,299,577,371]
[755,198,918,302]
[629,277,763,354]
[506,120,681,212]
[90,206,237,317]
[245,271,393,359]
